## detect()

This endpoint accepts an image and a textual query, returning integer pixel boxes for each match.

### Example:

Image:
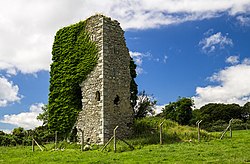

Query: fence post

[32,135,34,152]
[220,118,233,139]
[160,121,165,145]
[196,120,202,142]
[33,139,44,151]
[80,129,84,151]
[229,119,233,138]
[55,131,58,149]
[114,126,119,153]
[101,136,114,152]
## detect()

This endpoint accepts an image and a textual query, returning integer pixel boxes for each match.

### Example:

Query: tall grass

[92,117,216,152]
[130,117,215,147]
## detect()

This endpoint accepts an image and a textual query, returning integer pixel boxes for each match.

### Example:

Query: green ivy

[48,21,98,136]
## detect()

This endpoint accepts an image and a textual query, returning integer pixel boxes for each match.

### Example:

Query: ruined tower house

[76,15,133,144]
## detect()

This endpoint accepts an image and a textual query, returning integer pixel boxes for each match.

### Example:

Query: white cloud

[105,0,250,29]
[163,55,168,63]
[0,0,250,75]
[136,67,144,75]
[130,51,151,74]
[199,32,233,53]
[0,1,56,74]
[2,129,12,134]
[243,58,250,65]
[0,103,44,129]
[130,51,168,74]
[193,63,250,108]
[236,15,250,26]
[154,105,165,115]
[226,56,239,64]
[130,51,144,66]
[0,76,22,107]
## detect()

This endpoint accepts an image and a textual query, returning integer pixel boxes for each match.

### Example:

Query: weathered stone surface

[76,15,133,144]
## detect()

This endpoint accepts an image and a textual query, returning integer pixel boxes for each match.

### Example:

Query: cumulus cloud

[0,103,44,129]
[226,56,239,64]
[199,32,233,53]
[193,63,250,108]
[105,0,250,29]
[0,1,56,74]
[2,129,12,134]
[154,105,165,115]
[243,58,250,65]
[0,1,250,75]
[0,76,22,107]
[236,15,250,26]
[130,51,151,74]
[130,51,144,66]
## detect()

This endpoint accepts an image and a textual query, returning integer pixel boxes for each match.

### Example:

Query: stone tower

[76,15,133,144]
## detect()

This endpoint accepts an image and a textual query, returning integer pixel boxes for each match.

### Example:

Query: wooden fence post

[220,118,233,139]
[80,129,84,151]
[196,120,202,142]
[101,136,114,152]
[101,125,134,152]
[33,139,44,151]
[55,131,58,149]
[160,121,165,145]
[114,126,119,153]
[32,135,34,152]
[229,119,233,138]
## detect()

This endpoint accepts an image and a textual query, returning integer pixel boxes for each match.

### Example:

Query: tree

[32,126,54,143]
[163,97,193,125]
[199,103,242,123]
[162,102,176,121]
[12,127,25,145]
[12,127,25,138]
[37,105,48,126]
[130,58,138,109]
[134,91,156,119]
[0,131,5,135]
[189,109,201,125]
[242,102,250,121]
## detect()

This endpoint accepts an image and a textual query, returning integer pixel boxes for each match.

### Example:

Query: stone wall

[76,15,133,144]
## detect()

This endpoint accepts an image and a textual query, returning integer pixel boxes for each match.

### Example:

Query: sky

[0,0,250,133]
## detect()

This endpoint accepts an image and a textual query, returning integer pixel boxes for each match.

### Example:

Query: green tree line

[158,98,250,131]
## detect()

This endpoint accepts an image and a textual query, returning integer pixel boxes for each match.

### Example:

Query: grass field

[0,130,249,163]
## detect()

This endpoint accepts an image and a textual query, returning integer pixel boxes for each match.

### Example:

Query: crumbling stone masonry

[76,15,133,144]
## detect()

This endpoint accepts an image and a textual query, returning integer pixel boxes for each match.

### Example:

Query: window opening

[95,91,100,101]
[114,95,120,105]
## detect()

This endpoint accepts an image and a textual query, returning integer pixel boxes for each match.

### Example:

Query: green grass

[1,130,250,163]
[130,117,216,146]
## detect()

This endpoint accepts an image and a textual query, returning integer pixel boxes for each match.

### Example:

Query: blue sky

[1,0,250,133]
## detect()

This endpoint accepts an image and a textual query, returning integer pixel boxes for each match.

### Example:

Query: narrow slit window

[114,95,120,105]
[95,91,100,101]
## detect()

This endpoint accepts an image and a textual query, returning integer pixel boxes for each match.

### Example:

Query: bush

[0,134,18,146]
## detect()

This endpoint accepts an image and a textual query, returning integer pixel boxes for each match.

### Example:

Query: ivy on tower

[48,21,98,135]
